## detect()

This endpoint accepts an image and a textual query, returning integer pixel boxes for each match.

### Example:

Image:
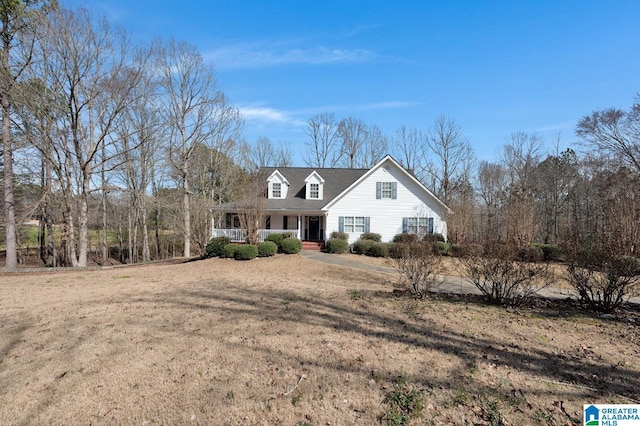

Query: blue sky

[63,0,640,163]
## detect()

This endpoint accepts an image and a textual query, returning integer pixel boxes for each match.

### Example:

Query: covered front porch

[211,212,326,243]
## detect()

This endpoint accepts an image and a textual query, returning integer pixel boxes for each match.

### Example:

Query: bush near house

[393,233,419,244]
[280,237,302,254]
[368,242,389,257]
[205,236,231,258]
[435,241,450,255]
[257,241,278,257]
[423,233,445,242]
[325,238,349,254]
[234,244,258,260]
[352,239,375,255]
[330,231,349,240]
[265,233,286,250]
[221,243,238,259]
[360,232,382,242]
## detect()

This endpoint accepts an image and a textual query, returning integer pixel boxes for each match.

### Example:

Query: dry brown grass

[1,255,639,425]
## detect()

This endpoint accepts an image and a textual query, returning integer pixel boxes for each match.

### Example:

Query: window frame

[272,182,282,198]
[309,182,319,199]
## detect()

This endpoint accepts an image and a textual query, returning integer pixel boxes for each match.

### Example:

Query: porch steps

[302,241,324,251]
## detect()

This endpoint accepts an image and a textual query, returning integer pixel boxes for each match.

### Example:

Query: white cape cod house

[211,155,450,244]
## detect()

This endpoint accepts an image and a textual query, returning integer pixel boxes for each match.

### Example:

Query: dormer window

[304,170,324,200]
[309,183,319,199]
[272,182,282,198]
[267,170,289,199]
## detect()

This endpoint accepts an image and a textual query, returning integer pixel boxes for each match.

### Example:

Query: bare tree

[27,7,142,267]
[155,38,227,258]
[576,99,640,174]
[477,161,507,240]
[337,116,366,168]
[235,172,266,245]
[424,116,474,205]
[303,112,341,167]
[361,124,387,168]
[500,132,544,246]
[1,0,55,269]
[391,125,425,179]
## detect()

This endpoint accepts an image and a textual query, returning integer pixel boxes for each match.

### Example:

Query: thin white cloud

[204,43,375,69]
[239,105,306,127]
[240,101,415,127]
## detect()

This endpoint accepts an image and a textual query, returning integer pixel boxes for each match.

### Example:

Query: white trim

[322,154,451,213]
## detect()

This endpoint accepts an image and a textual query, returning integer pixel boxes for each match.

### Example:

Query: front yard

[0,255,638,425]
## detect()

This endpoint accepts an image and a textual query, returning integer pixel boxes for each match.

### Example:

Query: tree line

[1,2,639,269]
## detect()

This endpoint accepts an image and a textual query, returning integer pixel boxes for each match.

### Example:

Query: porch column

[297,215,301,240]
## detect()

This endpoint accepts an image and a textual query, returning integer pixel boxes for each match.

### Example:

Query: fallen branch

[283,375,305,396]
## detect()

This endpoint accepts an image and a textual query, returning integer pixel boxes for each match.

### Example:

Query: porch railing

[211,228,298,243]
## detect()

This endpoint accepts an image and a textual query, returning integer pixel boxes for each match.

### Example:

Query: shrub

[461,243,551,307]
[368,242,389,257]
[566,247,640,313]
[532,243,562,262]
[435,241,450,256]
[205,236,231,258]
[265,233,286,250]
[517,245,544,262]
[393,233,418,244]
[257,241,278,257]
[221,243,238,259]
[422,233,445,242]
[329,231,349,240]
[360,232,382,242]
[234,244,258,260]
[280,237,302,254]
[388,243,408,259]
[393,242,442,298]
[449,244,481,258]
[352,239,375,255]
[325,238,349,254]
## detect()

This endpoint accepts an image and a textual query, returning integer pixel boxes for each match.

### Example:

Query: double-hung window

[403,217,434,235]
[272,182,281,198]
[340,216,370,233]
[376,182,397,199]
[309,183,319,199]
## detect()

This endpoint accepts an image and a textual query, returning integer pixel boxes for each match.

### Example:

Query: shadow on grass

[159,281,640,405]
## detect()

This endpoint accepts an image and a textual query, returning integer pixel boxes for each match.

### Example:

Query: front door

[308,216,320,241]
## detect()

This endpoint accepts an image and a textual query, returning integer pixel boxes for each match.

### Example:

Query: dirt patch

[1,255,638,424]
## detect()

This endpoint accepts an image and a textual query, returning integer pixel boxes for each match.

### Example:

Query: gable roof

[258,166,368,210]
[322,155,451,213]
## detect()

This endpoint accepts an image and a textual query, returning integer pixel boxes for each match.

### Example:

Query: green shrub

[449,244,482,258]
[280,237,302,254]
[368,242,389,257]
[352,239,375,255]
[517,245,544,262]
[234,244,258,260]
[205,236,231,258]
[325,238,349,254]
[265,233,286,250]
[257,241,278,257]
[221,243,238,258]
[393,233,419,244]
[360,232,382,242]
[532,243,562,262]
[435,241,450,255]
[329,231,349,240]
[388,243,408,259]
[422,233,445,242]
